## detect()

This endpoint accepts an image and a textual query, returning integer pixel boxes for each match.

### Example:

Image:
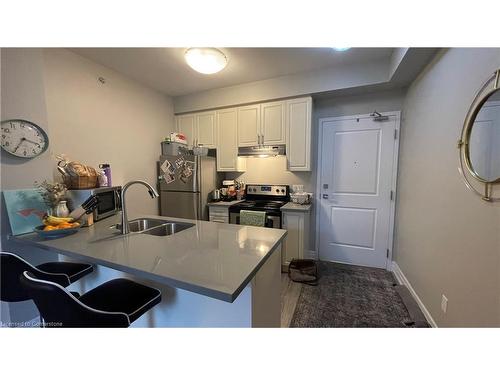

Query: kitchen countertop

[11,214,287,303]
[280,202,312,212]
[207,200,243,207]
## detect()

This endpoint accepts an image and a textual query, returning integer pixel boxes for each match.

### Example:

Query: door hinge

[390,190,395,200]
[394,129,398,140]
[386,249,390,258]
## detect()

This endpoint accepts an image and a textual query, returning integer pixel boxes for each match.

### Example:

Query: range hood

[238,145,286,157]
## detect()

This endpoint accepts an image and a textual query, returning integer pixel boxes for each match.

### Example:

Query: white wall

[225,156,313,191]
[174,58,390,113]
[43,49,175,216]
[395,48,500,327]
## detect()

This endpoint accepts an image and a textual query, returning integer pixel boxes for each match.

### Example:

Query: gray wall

[0,48,175,325]
[395,48,500,327]
[1,49,60,325]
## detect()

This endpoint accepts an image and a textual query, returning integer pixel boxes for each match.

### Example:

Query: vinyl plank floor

[280,273,302,328]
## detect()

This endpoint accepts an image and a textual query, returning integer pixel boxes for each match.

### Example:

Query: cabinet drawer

[209,215,229,223]
[209,206,229,215]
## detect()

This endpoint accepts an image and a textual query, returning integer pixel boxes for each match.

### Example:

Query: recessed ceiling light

[185,48,228,74]
[332,47,351,52]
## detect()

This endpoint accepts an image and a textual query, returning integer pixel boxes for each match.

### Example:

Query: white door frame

[315,111,401,270]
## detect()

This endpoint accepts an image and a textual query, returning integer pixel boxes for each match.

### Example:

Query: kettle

[211,189,221,201]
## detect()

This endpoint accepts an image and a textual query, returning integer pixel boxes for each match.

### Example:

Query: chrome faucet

[120,180,159,235]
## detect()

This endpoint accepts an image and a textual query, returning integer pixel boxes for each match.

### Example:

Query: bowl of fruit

[34,215,81,239]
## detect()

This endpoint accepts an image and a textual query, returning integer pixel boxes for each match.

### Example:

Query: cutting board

[3,189,48,235]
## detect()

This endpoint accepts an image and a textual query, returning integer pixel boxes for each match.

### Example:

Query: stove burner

[235,200,286,209]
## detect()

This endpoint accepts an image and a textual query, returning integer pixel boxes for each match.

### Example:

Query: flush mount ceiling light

[332,47,351,52]
[184,48,228,74]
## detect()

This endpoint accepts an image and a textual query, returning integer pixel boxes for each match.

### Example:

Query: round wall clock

[1,119,49,158]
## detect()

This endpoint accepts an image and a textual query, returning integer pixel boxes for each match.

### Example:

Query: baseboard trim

[392,261,438,328]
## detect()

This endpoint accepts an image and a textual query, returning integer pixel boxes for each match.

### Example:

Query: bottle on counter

[55,200,70,217]
[99,163,112,187]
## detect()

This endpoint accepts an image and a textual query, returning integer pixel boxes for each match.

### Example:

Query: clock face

[1,119,49,158]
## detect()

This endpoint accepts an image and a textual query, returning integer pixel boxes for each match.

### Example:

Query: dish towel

[240,210,266,227]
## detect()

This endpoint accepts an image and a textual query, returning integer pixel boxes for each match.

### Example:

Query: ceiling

[71,48,394,97]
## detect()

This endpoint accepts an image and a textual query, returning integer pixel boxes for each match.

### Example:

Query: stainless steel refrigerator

[157,154,219,220]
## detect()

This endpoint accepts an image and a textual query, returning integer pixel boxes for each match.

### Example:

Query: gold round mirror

[459,69,500,201]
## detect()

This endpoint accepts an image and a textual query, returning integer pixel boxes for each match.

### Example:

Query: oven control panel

[245,184,289,196]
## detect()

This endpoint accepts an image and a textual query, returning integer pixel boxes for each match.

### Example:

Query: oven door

[229,211,281,228]
[94,188,121,221]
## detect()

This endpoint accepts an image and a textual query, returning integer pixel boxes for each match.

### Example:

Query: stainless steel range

[229,184,290,228]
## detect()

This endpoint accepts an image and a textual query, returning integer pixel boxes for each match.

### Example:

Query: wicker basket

[63,175,98,189]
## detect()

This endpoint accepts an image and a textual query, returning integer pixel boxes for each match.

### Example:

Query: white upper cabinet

[176,96,311,172]
[286,97,312,171]
[216,108,246,172]
[175,114,196,147]
[196,111,216,148]
[237,104,261,147]
[261,101,286,145]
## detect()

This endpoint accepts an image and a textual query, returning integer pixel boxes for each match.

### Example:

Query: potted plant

[34,180,69,217]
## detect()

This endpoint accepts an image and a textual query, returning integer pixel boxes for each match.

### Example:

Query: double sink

[120,218,194,237]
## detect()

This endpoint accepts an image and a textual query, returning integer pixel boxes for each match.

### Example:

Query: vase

[55,201,70,217]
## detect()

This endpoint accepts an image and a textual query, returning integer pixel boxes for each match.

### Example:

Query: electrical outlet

[441,294,448,313]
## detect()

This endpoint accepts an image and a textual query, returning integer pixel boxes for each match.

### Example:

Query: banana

[43,214,74,225]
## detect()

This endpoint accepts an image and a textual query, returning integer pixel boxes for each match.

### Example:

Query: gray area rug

[290,261,426,328]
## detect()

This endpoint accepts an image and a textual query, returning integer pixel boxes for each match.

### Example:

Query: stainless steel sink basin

[142,222,194,236]
[124,218,194,237]
[128,218,169,233]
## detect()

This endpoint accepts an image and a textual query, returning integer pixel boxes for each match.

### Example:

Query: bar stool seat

[0,252,94,302]
[78,279,162,324]
[20,271,162,327]
[36,261,93,284]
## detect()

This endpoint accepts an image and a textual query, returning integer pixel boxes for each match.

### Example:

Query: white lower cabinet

[208,206,230,223]
[282,210,310,267]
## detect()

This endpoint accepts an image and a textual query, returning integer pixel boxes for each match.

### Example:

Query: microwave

[67,186,121,222]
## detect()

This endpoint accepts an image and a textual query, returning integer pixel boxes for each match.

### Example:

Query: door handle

[322,194,329,199]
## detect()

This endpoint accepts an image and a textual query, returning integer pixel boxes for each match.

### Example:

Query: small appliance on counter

[66,186,121,225]
[210,189,222,202]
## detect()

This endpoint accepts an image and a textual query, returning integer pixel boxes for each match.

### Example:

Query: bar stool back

[20,271,161,328]
[0,252,93,302]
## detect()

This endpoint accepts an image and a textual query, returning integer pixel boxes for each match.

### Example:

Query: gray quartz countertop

[11,214,286,303]
[207,200,243,207]
[280,202,312,212]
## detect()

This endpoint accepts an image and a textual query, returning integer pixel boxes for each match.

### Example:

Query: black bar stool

[0,252,94,302]
[20,271,162,327]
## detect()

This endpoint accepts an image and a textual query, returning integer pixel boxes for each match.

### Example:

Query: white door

[318,113,399,268]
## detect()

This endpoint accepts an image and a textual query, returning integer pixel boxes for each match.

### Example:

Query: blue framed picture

[3,189,48,235]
